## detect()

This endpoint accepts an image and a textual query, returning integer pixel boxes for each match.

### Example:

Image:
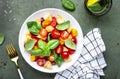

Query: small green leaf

[36,23,42,30]
[65,39,76,50]
[38,40,47,50]
[47,39,60,49]
[54,53,64,67]
[62,0,75,11]
[42,47,51,56]
[29,49,43,56]
[25,39,36,51]
[56,21,70,30]
[0,33,4,45]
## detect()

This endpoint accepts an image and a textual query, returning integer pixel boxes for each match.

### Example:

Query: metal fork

[6,44,24,79]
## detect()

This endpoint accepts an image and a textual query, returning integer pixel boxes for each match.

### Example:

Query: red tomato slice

[30,33,39,46]
[55,45,63,54]
[50,17,57,27]
[72,37,77,44]
[60,31,69,39]
[51,29,60,38]
[61,51,69,59]
[68,48,75,54]
[40,28,48,38]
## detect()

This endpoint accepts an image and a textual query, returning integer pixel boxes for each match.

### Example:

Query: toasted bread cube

[56,15,65,24]
[44,61,52,69]
[44,13,52,21]
[45,25,54,32]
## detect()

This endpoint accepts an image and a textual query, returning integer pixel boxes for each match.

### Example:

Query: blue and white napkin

[54,28,107,79]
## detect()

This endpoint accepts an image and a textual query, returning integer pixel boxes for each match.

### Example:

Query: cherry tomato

[50,17,57,27]
[40,28,48,38]
[55,45,63,54]
[72,37,77,44]
[60,30,69,39]
[36,58,46,66]
[51,29,60,38]
[68,48,75,54]
[61,51,69,59]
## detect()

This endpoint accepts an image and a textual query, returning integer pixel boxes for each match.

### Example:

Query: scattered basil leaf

[0,33,4,45]
[47,39,60,49]
[56,21,70,30]
[38,40,47,50]
[29,49,43,56]
[65,39,76,50]
[27,21,42,35]
[54,53,64,67]
[62,0,75,11]
[25,39,36,51]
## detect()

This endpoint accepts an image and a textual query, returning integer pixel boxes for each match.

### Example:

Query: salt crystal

[4,10,7,14]
[9,10,12,14]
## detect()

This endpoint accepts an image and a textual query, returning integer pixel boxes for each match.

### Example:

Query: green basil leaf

[56,21,70,30]
[29,49,43,56]
[38,40,47,50]
[47,39,59,49]
[25,39,36,51]
[0,33,4,45]
[54,53,64,67]
[36,23,42,30]
[65,39,76,50]
[27,21,41,35]
[62,0,75,11]
[42,47,51,56]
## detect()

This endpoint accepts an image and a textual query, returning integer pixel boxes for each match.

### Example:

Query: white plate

[18,8,83,73]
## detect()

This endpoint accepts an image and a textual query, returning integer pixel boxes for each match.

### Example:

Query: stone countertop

[0,0,120,79]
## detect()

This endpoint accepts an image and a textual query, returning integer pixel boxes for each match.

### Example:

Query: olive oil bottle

[85,0,112,16]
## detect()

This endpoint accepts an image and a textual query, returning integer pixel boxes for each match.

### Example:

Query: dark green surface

[0,0,120,79]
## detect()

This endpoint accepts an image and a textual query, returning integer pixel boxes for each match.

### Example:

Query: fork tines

[6,44,18,58]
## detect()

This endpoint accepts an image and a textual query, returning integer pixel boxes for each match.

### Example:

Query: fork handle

[17,68,24,79]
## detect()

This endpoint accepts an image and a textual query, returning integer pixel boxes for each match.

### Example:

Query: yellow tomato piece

[59,37,65,45]
[71,28,78,37]
[30,55,36,62]
[42,20,51,27]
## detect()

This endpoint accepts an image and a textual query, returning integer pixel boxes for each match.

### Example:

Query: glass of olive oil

[85,0,112,16]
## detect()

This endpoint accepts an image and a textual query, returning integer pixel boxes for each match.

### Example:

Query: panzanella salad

[24,13,78,69]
